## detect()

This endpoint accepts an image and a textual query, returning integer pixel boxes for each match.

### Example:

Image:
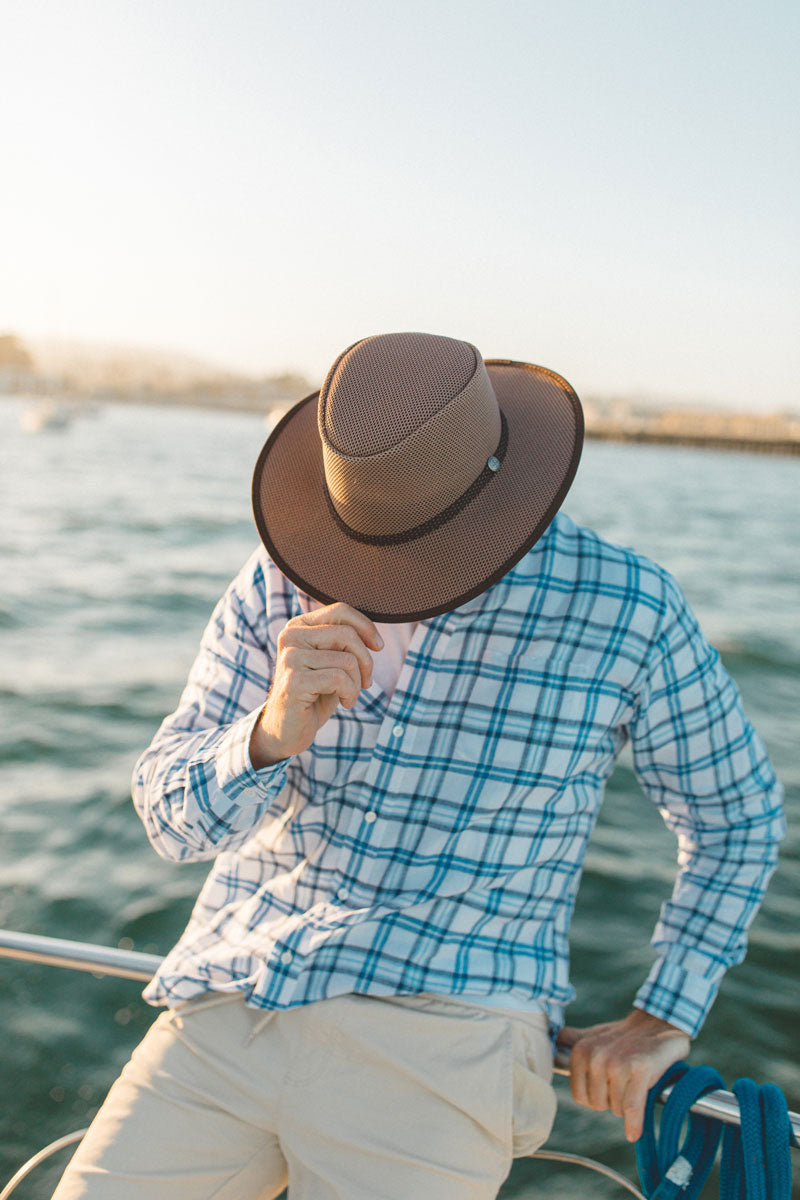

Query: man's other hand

[250,603,384,768]
[557,1009,691,1142]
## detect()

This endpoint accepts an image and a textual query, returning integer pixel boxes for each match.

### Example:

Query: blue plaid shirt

[133,513,784,1037]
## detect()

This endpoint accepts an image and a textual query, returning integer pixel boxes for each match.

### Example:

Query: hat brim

[251,360,583,622]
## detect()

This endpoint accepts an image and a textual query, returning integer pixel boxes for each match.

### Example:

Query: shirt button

[336,887,349,902]
[392,724,404,738]
[364,810,377,823]
[280,950,293,965]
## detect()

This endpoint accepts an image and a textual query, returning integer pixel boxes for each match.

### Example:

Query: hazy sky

[2,0,798,408]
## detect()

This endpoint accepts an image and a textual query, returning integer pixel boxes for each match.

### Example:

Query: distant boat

[19,400,74,434]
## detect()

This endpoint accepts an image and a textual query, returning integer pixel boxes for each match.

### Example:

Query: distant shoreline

[4,392,800,457]
[3,333,798,458]
[584,425,800,457]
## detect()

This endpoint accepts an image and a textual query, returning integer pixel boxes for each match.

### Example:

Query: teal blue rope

[636,1062,725,1199]
[636,1066,793,1200]
[719,1078,794,1200]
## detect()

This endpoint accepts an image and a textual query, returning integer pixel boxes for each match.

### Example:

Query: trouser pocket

[510,1017,558,1155]
[326,993,516,1172]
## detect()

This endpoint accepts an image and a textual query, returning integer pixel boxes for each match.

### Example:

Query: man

[54,331,784,1198]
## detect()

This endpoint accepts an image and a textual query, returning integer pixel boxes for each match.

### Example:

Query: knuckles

[624,1053,650,1078]
[326,602,356,618]
[278,619,363,654]
[340,650,360,674]
[568,1041,590,1071]
[276,625,299,652]
[281,645,303,668]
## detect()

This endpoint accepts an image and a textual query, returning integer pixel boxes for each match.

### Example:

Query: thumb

[555,1024,585,1048]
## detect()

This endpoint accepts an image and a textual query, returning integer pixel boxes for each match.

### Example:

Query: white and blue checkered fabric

[133,513,784,1036]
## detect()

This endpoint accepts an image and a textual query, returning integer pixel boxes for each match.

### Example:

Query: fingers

[281,643,366,704]
[621,1073,651,1143]
[303,648,371,695]
[559,1011,690,1144]
[558,1022,614,1113]
[568,1038,610,1115]
[280,612,380,689]
[558,1026,605,1112]
[572,1047,647,1141]
[297,665,362,710]
[607,1057,655,1141]
[254,606,385,765]
[293,602,384,653]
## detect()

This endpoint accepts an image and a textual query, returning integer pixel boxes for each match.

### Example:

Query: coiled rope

[637,1063,795,1200]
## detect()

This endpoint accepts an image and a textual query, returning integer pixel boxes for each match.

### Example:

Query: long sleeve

[132,550,290,862]
[628,572,785,1037]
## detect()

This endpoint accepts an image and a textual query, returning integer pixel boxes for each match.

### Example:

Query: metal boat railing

[2,928,798,1198]
[0,928,162,982]
[4,929,798,1141]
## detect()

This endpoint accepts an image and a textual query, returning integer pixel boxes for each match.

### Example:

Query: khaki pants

[52,991,557,1200]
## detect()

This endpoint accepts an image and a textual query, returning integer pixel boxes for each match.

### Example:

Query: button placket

[336,621,454,895]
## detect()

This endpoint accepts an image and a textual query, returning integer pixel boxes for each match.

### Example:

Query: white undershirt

[370,620,419,698]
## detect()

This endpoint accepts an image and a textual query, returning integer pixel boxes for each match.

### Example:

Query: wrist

[249,714,289,769]
[629,1006,688,1037]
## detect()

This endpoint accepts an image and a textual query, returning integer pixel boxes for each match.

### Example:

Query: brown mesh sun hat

[251,331,584,622]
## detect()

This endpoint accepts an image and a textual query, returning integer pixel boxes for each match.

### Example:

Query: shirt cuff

[633,955,722,1038]
[214,707,289,804]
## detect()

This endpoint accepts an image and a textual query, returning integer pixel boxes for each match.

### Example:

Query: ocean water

[0,399,797,1198]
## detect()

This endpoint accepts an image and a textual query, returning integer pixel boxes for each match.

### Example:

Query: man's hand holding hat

[250,603,384,768]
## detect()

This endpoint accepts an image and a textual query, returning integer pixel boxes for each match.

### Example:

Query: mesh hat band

[322,412,509,546]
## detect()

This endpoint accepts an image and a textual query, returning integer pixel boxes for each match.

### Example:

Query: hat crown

[251,328,584,622]
[321,333,477,457]
[318,332,502,538]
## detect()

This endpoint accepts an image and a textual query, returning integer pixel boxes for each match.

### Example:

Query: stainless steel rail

[553,1052,799,1144]
[0,929,160,981]
[3,929,799,1146]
